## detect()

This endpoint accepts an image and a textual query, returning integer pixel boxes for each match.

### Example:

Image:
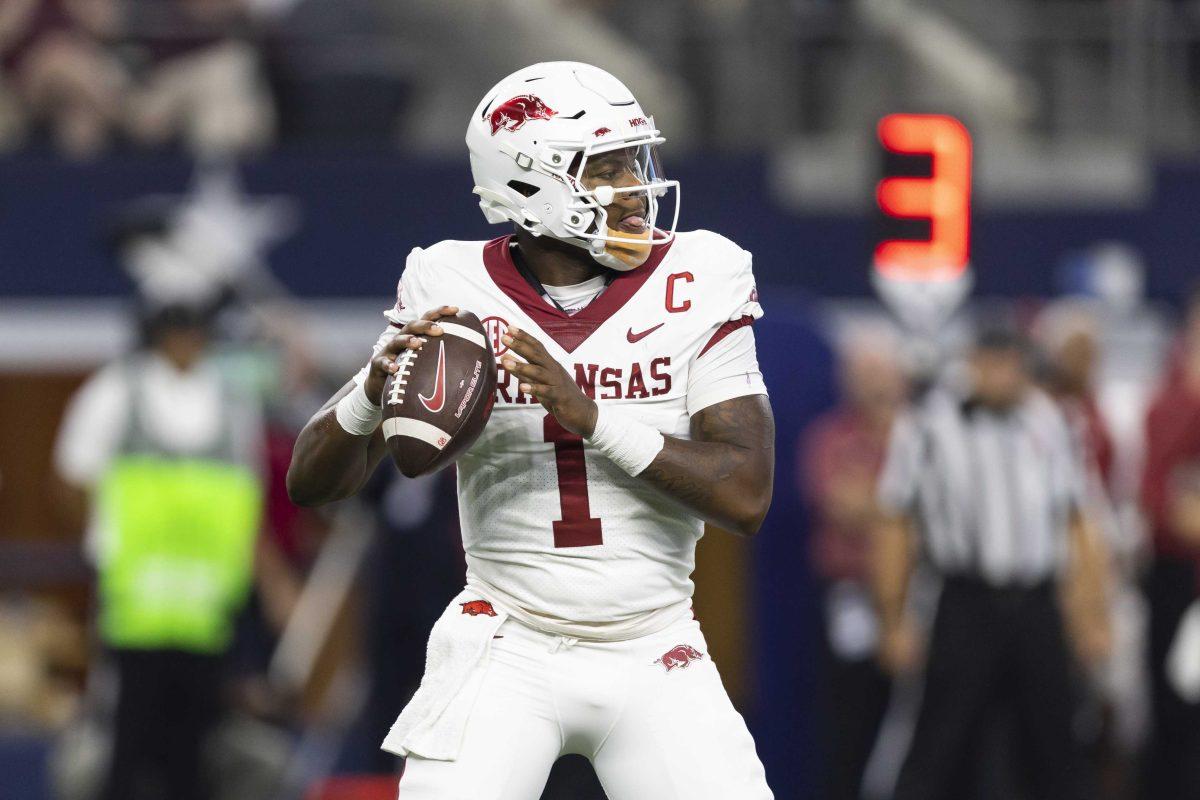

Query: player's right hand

[364,306,459,404]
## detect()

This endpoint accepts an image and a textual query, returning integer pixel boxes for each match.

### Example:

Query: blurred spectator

[799,325,906,800]
[0,597,86,730]
[52,293,266,800]
[1140,287,1200,799]
[0,0,129,157]
[123,0,274,156]
[1035,300,1148,799]
[1034,303,1124,666]
[1036,302,1115,487]
[0,0,272,158]
[873,327,1109,800]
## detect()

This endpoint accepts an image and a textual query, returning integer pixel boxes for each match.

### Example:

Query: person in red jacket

[799,327,907,800]
[1141,287,1200,799]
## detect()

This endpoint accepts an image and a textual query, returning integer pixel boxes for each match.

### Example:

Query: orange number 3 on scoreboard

[875,114,972,279]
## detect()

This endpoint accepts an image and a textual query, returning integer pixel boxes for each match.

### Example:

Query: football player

[288,61,775,799]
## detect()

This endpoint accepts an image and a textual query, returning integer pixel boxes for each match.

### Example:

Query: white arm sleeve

[876,413,923,515]
[54,366,129,488]
[686,326,768,416]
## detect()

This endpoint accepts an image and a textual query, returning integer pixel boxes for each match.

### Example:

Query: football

[381,311,498,478]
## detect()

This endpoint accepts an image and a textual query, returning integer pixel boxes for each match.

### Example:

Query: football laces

[386,349,417,406]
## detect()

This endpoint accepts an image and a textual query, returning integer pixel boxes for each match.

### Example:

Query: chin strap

[598,226,653,269]
[478,183,658,271]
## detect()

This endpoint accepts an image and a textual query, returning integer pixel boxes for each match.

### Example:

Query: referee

[872,328,1110,800]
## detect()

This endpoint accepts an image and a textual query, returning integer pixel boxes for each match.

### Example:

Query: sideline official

[54,298,264,800]
[873,328,1110,800]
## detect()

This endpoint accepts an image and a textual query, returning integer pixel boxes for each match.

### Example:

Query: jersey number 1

[543,414,603,547]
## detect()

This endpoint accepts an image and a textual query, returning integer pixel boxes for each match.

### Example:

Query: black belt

[940,574,1056,598]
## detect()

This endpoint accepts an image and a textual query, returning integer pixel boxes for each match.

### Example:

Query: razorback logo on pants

[460,599,497,617]
[655,643,704,671]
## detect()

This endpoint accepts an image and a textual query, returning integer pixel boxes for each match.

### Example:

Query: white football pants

[396,614,774,799]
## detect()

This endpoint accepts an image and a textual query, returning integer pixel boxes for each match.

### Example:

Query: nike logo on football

[418,341,447,413]
[626,323,664,343]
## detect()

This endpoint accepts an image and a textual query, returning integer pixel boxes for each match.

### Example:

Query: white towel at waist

[381,588,507,760]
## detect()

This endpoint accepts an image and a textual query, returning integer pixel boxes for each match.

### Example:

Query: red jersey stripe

[697,315,755,358]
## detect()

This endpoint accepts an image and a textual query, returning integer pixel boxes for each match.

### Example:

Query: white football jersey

[357,230,767,638]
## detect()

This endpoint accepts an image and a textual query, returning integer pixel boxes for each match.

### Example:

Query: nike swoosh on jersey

[418,340,447,413]
[626,323,665,343]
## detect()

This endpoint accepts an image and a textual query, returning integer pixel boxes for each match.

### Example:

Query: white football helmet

[466,61,679,271]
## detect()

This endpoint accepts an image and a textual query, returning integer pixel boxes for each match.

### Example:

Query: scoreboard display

[874,113,972,281]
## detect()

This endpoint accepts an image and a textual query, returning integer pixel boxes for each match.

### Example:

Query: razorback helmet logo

[655,644,704,672]
[489,95,557,136]
[460,599,497,617]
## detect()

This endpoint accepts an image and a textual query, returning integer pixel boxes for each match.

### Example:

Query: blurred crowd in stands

[0,0,276,158]
[0,0,682,160]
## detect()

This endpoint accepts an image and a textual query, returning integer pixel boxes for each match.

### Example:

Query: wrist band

[335,382,382,436]
[587,405,665,476]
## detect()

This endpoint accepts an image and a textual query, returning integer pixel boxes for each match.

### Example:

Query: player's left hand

[501,326,598,437]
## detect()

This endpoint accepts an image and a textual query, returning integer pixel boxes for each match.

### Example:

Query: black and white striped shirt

[877,387,1084,586]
